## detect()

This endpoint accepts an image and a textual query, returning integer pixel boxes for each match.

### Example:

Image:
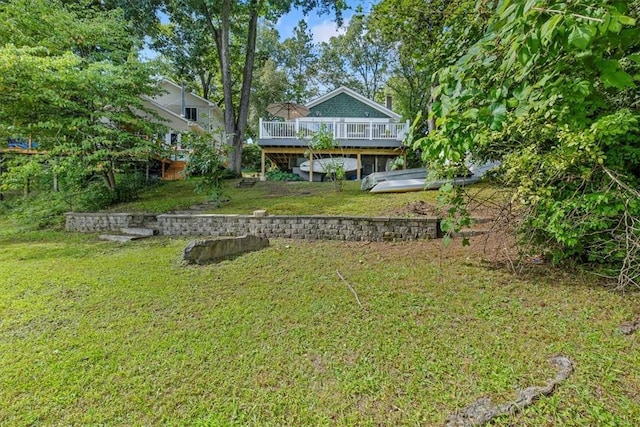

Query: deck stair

[162,160,186,180]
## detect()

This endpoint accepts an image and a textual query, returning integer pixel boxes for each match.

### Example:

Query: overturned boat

[360,168,428,191]
[299,157,359,174]
[364,161,499,193]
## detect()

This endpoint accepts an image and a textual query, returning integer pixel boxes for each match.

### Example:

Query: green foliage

[183,134,228,204]
[305,125,346,191]
[317,6,391,99]
[265,170,303,181]
[281,20,319,102]
[0,0,165,195]
[241,144,262,171]
[416,0,640,287]
[0,170,152,230]
[368,0,487,119]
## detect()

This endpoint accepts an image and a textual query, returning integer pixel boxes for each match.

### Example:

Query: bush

[265,170,303,181]
[183,134,228,204]
[242,144,262,171]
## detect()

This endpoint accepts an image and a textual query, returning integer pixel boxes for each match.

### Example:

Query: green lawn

[109,178,445,216]
[1,181,639,425]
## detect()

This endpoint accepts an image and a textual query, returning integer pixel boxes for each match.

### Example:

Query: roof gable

[140,96,205,133]
[159,79,217,108]
[305,87,401,120]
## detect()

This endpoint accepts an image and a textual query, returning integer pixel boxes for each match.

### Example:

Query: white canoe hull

[299,157,359,173]
[369,176,481,193]
[361,167,428,191]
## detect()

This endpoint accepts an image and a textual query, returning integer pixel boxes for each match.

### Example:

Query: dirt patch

[385,200,507,222]
[381,199,522,266]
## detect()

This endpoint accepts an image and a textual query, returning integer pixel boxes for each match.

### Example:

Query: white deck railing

[259,118,410,141]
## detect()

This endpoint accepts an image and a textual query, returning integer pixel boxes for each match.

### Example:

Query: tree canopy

[0,0,164,193]
[415,0,640,288]
[145,0,346,175]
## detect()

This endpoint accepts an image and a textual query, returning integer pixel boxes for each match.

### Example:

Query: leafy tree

[183,133,228,204]
[0,0,164,194]
[417,0,640,288]
[149,0,345,176]
[281,20,319,103]
[317,6,391,100]
[305,125,346,191]
[151,19,220,100]
[368,0,487,123]
[251,58,289,129]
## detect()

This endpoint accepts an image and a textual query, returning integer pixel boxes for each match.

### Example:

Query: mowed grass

[1,221,639,425]
[1,180,639,425]
[110,179,444,216]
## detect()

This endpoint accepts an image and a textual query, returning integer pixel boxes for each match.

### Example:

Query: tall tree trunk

[207,0,237,174]
[230,0,260,175]
[205,0,261,176]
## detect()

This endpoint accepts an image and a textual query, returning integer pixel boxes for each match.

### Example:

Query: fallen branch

[336,270,364,310]
[445,356,573,426]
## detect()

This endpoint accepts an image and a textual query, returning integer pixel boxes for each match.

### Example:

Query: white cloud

[311,19,348,44]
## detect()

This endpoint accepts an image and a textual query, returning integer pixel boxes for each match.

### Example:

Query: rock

[253,210,267,217]
[120,227,157,236]
[182,234,270,265]
[99,234,144,242]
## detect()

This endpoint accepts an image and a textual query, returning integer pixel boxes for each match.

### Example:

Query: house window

[185,107,198,121]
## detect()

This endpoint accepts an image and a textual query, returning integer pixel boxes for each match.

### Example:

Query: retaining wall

[65,212,440,242]
[64,213,158,233]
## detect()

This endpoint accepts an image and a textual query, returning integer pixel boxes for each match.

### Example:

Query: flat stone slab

[99,234,145,242]
[120,227,157,236]
[182,234,269,265]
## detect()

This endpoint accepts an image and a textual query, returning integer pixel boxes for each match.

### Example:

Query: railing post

[295,119,300,136]
[333,119,337,139]
[259,118,263,139]
[369,120,373,140]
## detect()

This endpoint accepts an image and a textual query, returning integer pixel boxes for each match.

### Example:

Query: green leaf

[602,70,636,89]
[463,108,479,119]
[568,25,596,49]
[523,0,538,14]
[490,102,507,117]
[540,15,562,43]
[617,15,636,26]
[497,0,513,15]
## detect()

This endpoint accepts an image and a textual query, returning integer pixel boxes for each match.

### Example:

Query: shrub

[265,170,303,181]
[242,144,262,171]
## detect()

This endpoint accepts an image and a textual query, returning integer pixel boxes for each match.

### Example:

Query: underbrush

[0,173,156,230]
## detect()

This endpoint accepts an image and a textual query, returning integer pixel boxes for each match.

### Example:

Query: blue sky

[275,0,376,43]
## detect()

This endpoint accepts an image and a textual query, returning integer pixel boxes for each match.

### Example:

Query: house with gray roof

[258,86,409,181]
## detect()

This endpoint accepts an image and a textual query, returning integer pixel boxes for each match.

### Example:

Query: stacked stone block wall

[64,213,157,233]
[65,213,439,242]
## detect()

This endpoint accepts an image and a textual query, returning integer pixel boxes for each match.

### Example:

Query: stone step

[453,228,490,238]
[99,234,146,242]
[120,227,157,236]
[472,217,495,225]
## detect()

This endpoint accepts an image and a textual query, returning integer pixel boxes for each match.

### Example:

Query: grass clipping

[446,356,574,426]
